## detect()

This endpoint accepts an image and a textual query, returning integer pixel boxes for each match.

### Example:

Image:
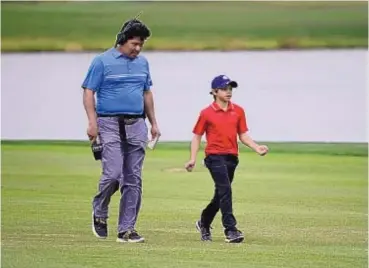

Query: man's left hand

[150,124,161,140]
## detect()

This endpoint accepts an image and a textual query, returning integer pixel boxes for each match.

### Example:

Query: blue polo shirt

[81,47,152,115]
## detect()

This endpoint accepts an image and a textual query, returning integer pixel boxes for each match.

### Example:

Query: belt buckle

[124,118,137,125]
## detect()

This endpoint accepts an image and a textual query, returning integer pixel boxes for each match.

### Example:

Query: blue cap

[211,75,238,90]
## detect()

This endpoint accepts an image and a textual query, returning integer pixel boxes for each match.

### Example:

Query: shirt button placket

[127,60,131,73]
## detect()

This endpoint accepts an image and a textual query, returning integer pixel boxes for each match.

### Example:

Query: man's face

[213,84,233,101]
[121,37,144,58]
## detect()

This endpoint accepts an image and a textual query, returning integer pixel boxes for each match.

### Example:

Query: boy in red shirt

[185,75,269,243]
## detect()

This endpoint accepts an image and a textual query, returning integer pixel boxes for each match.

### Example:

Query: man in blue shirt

[81,18,160,243]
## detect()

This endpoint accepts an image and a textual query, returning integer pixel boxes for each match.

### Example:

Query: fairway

[1,1,367,51]
[1,142,368,268]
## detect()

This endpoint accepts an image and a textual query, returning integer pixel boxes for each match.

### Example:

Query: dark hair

[115,19,151,46]
[211,89,218,100]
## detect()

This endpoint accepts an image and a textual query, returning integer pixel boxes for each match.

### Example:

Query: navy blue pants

[201,154,239,233]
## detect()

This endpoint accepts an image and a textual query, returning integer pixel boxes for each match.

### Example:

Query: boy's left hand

[256,145,269,156]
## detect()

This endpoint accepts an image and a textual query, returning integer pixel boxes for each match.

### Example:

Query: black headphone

[114,20,138,46]
[114,12,148,47]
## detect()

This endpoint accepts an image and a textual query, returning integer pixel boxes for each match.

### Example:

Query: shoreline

[2,46,367,54]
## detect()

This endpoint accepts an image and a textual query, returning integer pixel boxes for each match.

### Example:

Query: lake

[1,49,367,142]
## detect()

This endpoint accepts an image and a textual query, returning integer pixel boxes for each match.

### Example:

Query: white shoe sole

[225,236,244,243]
[92,211,107,239]
[195,221,201,232]
[196,221,212,242]
[116,237,145,243]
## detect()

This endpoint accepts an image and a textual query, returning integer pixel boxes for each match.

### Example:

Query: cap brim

[228,81,238,88]
[210,80,238,94]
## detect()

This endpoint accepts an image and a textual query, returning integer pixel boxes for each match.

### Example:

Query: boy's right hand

[185,160,196,172]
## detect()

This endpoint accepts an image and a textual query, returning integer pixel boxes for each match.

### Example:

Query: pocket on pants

[125,118,148,147]
[204,155,226,169]
[226,155,239,168]
[204,155,230,186]
[97,117,121,144]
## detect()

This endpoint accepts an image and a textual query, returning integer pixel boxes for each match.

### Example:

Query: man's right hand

[87,122,98,143]
[185,159,196,172]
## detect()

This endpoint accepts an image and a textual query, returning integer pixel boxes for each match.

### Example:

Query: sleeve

[81,56,104,92]
[238,108,249,134]
[192,111,207,135]
[144,60,153,91]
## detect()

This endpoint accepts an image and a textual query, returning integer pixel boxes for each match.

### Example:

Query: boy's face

[212,84,233,102]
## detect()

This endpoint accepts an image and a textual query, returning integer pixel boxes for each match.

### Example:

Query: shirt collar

[211,101,234,112]
[111,47,132,60]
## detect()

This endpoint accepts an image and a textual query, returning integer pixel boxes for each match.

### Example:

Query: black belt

[97,113,145,119]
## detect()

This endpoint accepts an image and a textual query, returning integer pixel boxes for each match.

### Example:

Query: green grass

[1,142,368,268]
[1,1,368,52]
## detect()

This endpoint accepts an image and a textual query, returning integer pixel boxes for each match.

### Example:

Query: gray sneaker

[116,230,145,243]
[92,212,107,239]
[225,229,244,243]
[195,220,212,241]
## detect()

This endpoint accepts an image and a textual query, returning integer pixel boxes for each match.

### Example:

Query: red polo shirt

[192,102,248,156]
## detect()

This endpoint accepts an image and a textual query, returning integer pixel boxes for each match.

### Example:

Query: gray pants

[92,116,148,233]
